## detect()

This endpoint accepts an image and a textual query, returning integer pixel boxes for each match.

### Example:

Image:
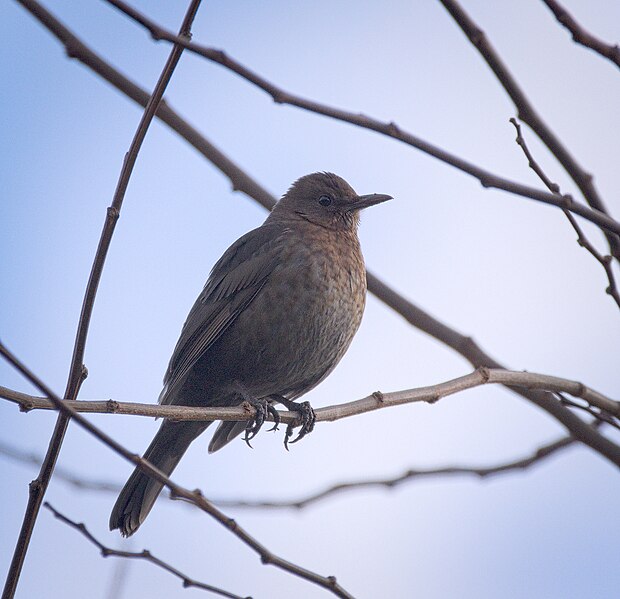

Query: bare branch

[510,117,620,310]
[43,503,249,599]
[3,368,618,427]
[366,274,620,468]
[3,3,202,597]
[14,0,620,466]
[93,0,620,238]
[0,341,355,598]
[542,0,620,70]
[0,434,584,510]
[215,432,581,510]
[439,0,620,260]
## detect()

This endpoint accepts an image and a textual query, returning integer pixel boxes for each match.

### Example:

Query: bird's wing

[159,223,288,404]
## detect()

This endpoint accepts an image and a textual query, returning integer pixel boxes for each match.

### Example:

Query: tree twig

[541,0,620,70]
[213,431,582,509]
[438,0,620,260]
[0,341,355,599]
[43,503,249,599]
[510,117,620,310]
[2,368,618,425]
[3,3,202,597]
[93,0,620,237]
[14,0,620,467]
[0,433,586,510]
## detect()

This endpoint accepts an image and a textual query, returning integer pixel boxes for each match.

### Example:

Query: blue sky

[1,1,619,598]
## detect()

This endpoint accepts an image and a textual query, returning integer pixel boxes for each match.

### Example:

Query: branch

[438,0,620,260]
[214,431,581,510]
[541,0,620,70]
[93,0,620,238]
[43,503,249,599]
[0,433,584,510]
[365,274,620,468]
[0,341,354,599]
[510,117,620,310]
[15,0,620,466]
[3,4,203,598]
[3,368,618,425]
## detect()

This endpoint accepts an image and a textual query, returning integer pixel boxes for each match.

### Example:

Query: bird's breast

[228,224,367,397]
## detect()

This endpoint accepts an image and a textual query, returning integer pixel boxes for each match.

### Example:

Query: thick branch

[0,341,354,598]
[14,0,620,465]
[94,0,620,237]
[439,0,620,259]
[3,3,202,598]
[2,368,618,424]
[541,0,620,70]
[44,503,248,599]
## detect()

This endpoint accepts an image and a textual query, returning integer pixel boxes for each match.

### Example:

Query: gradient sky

[1,1,619,598]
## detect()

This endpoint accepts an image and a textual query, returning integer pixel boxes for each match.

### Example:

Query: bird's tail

[109,419,209,537]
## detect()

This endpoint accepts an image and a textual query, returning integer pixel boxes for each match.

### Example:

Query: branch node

[106,399,120,413]
[372,390,384,403]
[477,366,491,383]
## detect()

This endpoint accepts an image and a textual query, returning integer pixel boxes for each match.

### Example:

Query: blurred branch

[541,0,620,70]
[510,117,620,310]
[43,503,249,599]
[95,0,620,237]
[0,342,354,599]
[0,432,587,510]
[439,0,620,260]
[214,431,582,509]
[10,0,620,468]
[3,3,202,598]
[0,440,121,493]
[3,368,618,427]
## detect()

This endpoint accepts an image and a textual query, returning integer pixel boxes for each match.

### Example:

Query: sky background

[1,1,619,598]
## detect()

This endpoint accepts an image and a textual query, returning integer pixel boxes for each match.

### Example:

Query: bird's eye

[318,195,332,207]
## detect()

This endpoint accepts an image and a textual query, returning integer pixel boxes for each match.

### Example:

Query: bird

[109,172,391,536]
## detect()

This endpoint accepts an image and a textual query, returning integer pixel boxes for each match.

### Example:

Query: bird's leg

[243,397,281,447]
[273,396,316,450]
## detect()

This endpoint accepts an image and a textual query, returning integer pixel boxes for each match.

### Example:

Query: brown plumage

[109,172,391,536]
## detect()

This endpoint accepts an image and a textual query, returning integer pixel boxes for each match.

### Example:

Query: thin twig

[541,0,620,70]
[14,0,620,467]
[2,3,202,598]
[0,433,584,510]
[43,503,249,599]
[2,368,618,425]
[0,342,355,599]
[509,118,620,310]
[94,0,620,237]
[439,0,620,260]
[214,432,581,509]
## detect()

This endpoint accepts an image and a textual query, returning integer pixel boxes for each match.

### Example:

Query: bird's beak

[348,193,393,212]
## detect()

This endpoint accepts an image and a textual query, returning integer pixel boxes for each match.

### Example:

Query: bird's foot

[278,399,316,451]
[243,398,280,448]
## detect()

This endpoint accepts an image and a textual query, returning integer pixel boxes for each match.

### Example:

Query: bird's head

[268,172,391,231]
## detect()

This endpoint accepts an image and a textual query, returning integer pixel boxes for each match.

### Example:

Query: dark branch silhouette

[542,0,620,70]
[510,117,620,310]
[44,503,250,599]
[94,0,620,237]
[439,0,620,260]
[2,3,203,597]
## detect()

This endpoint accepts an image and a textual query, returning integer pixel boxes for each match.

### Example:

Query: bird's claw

[284,401,316,451]
[243,398,280,448]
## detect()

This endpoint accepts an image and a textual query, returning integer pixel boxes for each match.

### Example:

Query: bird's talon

[281,400,315,450]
